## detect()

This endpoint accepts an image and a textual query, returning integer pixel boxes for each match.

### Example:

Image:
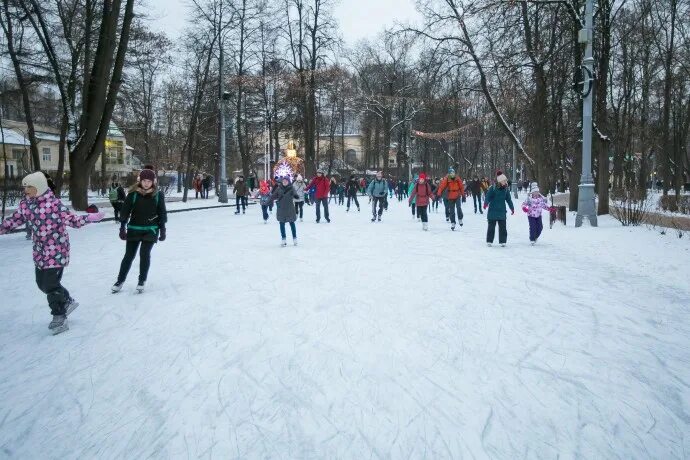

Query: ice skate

[111,281,123,293]
[451,223,456,231]
[65,298,79,317]
[487,242,492,247]
[371,217,376,222]
[136,281,145,293]
[293,238,298,246]
[281,239,287,247]
[459,219,463,226]
[377,216,381,222]
[423,222,429,231]
[500,243,506,247]
[530,241,535,246]
[49,315,68,335]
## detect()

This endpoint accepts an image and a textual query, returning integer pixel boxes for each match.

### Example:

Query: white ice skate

[281,239,287,247]
[111,282,123,293]
[65,299,79,317]
[136,282,145,293]
[293,238,298,246]
[49,315,68,335]
[423,222,429,231]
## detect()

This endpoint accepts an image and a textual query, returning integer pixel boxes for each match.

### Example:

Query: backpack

[108,188,118,201]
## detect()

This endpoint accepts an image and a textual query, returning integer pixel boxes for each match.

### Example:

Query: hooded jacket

[409,182,434,207]
[0,190,89,268]
[306,175,330,199]
[437,176,465,200]
[485,184,514,220]
[367,178,388,198]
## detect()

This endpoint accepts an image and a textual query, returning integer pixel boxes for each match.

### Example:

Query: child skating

[112,168,167,293]
[272,176,301,246]
[0,172,104,334]
[258,180,273,223]
[522,183,552,245]
[408,173,434,231]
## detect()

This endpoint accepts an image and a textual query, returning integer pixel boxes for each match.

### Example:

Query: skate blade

[52,323,69,335]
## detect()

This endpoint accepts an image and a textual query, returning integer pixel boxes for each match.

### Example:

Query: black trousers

[416,205,428,222]
[117,240,155,284]
[487,219,507,244]
[112,202,122,220]
[236,196,247,212]
[472,193,483,212]
[35,267,70,316]
[294,201,304,219]
[448,198,464,224]
[315,198,329,221]
[261,205,269,221]
[347,194,360,210]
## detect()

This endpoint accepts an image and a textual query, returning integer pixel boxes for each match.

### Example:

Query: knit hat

[281,176,291,184]
[317,169,324,174]
[497,174,508,185]
[296,174,303,181]
[496,170,503,176]
[530,182,540,193]
[448,168,455,175]
[22,171,49,196]
[419,173,427,181]
[140,168,156,182]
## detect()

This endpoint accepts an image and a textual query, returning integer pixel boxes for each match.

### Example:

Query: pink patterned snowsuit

[522,194,550,242]
[1,190,89,316]
[1,190,88,268]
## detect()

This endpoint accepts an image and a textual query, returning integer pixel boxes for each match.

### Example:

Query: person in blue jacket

[367,171,388,222]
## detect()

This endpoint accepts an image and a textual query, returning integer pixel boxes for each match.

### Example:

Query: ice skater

[367,171,388,222]
[112,168,167,293]
[258,180,273,223]
[272,176,301,246]
[0,171,104,334]
[292,174,307,221]
[437,168,464,231]
[409,173,434,231]
[306,169,331,223]
[346,175,360,212]
[483,173,514,247]
[521,183,552,245]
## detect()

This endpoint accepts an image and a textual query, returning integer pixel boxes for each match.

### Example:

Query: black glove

[119,223,127,240]
[159,227,166,241]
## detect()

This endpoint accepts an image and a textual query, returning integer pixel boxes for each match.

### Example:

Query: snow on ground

[1,194,689,459]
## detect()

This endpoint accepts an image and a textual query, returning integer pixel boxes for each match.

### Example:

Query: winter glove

[119,223,127,241]
[483,203,488,210]
[511,209,515,215]
[159,227,166,242]
[522,206,529,213]
[86,211,105,222]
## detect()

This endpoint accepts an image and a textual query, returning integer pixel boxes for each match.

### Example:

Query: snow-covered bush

[658,195,690,215]
[610,189,652,226]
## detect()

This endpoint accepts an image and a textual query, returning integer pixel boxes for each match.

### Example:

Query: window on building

[105,140,124,165]
[12,148,25,160]
[389,158,396,166]
[346,149,357,164]
[4,164,14,178]
[42,147,52,162]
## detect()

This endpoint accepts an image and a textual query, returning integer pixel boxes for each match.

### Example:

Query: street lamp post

[576,0,598,227]
[511,124,518,199]
[218,42,229,203]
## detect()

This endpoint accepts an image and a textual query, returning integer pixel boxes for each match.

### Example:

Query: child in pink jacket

[521,184,552,245]
[0,172,104,334]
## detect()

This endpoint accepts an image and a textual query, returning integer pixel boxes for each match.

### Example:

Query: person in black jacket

[345,175,360,212]
[469,176,483,214]
[112,168,167,293]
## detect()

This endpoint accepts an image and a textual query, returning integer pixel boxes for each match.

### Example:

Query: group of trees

[1,0,688,212]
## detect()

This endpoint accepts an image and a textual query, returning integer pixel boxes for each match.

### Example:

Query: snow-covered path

[1,196,688,459]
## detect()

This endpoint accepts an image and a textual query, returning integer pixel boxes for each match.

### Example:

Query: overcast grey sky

[147,0,422,48]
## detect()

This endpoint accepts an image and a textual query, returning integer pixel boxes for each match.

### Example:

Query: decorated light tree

[272,140,304,181]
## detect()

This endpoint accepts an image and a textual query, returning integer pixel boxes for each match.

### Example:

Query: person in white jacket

[292,174,307,222]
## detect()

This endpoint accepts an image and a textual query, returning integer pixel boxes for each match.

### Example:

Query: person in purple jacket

[521,183,552,245]
[0,172,104,334]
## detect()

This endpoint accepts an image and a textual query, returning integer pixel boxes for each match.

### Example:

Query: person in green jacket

[408,175,419,219]
[483,173,514,246]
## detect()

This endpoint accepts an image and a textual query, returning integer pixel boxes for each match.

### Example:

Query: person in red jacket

[409,173,434,231]
[306,169,331,223]
[437,168,465,231]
